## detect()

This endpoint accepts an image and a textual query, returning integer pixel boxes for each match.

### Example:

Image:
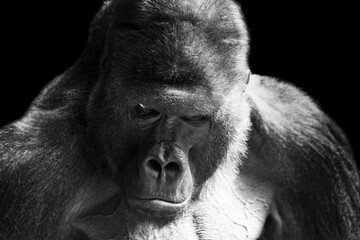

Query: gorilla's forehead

[114,25,244,92]
[104,0,249,113]
[122,85,222,115]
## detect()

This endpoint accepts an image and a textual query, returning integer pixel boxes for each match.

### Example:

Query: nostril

[164,162,180,173]
[147,159,162,173]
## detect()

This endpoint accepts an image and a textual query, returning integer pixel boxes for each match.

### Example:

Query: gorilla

[1,0,359,239]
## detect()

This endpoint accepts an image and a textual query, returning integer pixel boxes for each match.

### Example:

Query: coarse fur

[1,0,359,240]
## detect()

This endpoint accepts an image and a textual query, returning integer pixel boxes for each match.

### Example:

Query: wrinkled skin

[0,0,359,240]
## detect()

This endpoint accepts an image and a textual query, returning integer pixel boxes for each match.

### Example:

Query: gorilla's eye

[181,115,208,125]
[133,104,160,120]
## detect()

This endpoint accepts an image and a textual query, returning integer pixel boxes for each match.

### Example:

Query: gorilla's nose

[142,155,183,184]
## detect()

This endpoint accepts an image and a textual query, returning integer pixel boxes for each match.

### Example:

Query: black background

[0,1,358,164]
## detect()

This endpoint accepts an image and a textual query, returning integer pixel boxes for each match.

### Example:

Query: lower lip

[126,191,190,215]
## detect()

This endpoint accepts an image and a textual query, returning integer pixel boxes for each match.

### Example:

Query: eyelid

[181,115,208,125]
[132,104,161,119]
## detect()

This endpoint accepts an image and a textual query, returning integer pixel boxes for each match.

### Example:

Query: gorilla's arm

[245,75,360,239]
[0,126,62,239]
[0,88,88,239]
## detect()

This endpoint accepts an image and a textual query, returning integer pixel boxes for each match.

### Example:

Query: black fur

[1,0,359,239]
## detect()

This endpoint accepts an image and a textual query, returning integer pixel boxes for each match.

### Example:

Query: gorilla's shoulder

[245,74,354,164]
[246,74,324,130]
[0,109,83,172]
[0,125,36,176]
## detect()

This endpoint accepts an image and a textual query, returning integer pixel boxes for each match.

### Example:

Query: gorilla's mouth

[126,190,190,215]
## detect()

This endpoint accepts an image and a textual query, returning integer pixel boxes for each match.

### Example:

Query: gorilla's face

[86,0,251,220]
[90,78,250,220]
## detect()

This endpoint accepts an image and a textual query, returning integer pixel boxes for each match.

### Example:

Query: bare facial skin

[0,0,359,240]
